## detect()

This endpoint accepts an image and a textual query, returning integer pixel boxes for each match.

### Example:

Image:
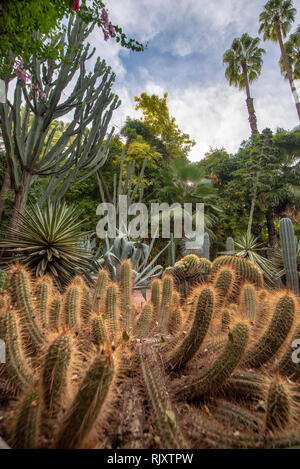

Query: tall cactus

[0,15,120,232]
[279,218,299,295]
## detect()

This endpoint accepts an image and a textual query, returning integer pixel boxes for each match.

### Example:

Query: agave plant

[220,232,278,285]
[0,200,93,288]
[100,227,169,294]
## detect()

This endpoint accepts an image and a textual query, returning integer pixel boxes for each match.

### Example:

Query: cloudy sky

[90,0,299,161]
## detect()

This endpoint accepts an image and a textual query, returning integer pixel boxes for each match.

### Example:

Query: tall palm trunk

[277,24,300,122]
[242,63,259,135]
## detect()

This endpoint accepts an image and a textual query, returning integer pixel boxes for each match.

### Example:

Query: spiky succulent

[0,200,93,289]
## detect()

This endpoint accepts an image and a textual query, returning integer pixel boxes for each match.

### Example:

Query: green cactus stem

[279,218,299,295]
[56,354,114,449]
[243,294,295,369]
[42,335,72,416]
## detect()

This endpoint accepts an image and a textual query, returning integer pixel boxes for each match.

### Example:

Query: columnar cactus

[279,218,299,295]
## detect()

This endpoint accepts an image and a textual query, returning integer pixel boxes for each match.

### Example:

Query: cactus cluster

[0,256,300,449]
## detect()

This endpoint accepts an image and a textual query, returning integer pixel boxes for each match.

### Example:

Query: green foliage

[134,92,196,161]
[0,0,144,76]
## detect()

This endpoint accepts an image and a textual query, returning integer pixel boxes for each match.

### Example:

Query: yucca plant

[0,200,92,288]
[220,232,278,285]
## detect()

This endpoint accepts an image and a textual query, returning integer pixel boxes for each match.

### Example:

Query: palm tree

[223,33,265,135]
[279,27,300,80]
[259,0,300,121]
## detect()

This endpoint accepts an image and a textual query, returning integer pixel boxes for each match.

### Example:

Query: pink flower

[73,0,80,12]
[39,92,46,100]
[109,24,115,36]
[104,31,110,41]
[101,8,109,28]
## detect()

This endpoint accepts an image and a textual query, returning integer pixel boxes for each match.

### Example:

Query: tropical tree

[223,33,265,135]
[134,92,195,161]
[259,0,300,121]
[279,28,300,80]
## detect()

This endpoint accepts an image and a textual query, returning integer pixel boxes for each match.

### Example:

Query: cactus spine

[279,218,299,295]
[0,269,7,293]
[150,278,161,321]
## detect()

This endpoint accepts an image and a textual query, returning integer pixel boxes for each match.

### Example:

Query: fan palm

[0,200,92,288]
[223,33,265,135]
[279,28,300,80]
[158,157,219,241]
[259,0,300,121]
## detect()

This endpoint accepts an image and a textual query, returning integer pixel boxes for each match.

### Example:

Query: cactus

[135,303,153,337]
[211,256,264,291]
[158,275,173,333]
[279,218,299,295]
[10,266,46,349]
[92,269,109,313]
[0,269,7,293]
[56,354,114,449]
[120,260,133,332]
[167,287,214,369]
[3,311,33,390]
[175,322,249,400]
[221,309,231,332]
[265,379,290,433]
[243,294,295,369]
[91,315,107,347]
[42,335,72,416]
[64,285,81,329]
[214,267,236,307]
[2,261,300,450]
[35,277,52,329]
[150,278,161,322]
[10,386,42,449]
[240,284,257,321]
[48,296,62,331]
[0,15,120,236]
[140,343,187,449]
[105,283,118,341]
